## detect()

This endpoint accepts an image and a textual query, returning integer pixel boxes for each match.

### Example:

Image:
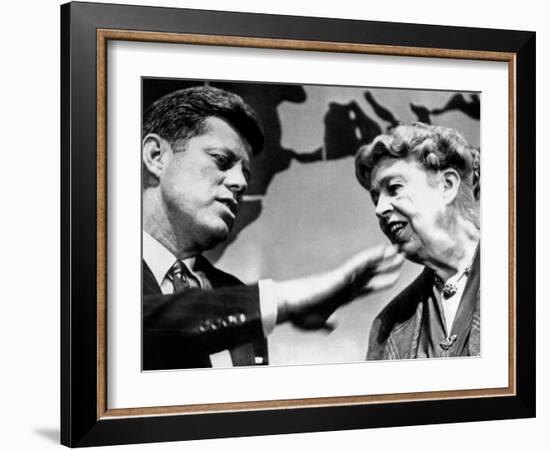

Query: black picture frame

[61,1,535,447]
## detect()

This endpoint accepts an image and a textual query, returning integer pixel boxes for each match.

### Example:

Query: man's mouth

[216,198,238,217]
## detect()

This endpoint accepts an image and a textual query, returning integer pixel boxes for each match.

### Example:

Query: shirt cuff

[258,279,278,336]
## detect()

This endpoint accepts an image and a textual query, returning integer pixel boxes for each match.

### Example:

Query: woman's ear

[142,134,169,180]
[442,168,461,205]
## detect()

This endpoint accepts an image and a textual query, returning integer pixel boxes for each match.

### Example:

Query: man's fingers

[359,270,401,294]
[370,252,405,274]
[337,244,402,296]
[287,243,403,330]
[344,244,398,274]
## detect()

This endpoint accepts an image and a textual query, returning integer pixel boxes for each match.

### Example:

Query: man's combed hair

[142,85,264,154]
[355,122,480,226]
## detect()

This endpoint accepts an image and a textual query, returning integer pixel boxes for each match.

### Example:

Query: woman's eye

[388,183,402,195]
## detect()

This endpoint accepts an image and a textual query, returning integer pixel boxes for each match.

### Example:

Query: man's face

[159,116,252,250]
[369,157,446,262]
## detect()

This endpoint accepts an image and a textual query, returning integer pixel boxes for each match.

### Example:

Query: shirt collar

[142,232,197,288]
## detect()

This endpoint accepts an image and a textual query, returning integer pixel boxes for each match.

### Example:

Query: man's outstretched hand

[274,245,404,329]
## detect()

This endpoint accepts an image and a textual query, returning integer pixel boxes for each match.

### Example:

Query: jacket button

[227,315,237,324]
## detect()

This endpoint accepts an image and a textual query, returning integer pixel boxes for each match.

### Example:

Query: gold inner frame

[96,29,517,419]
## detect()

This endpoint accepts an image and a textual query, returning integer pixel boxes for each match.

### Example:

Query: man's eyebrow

[206,146,250,161]
[206,146,252,177]
[204,145,233,153]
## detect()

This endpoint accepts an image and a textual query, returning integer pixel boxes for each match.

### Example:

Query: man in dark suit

[142,86,403,370]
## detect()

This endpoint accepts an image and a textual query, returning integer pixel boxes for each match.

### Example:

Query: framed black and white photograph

[61,1,535,447]
[140,77,482,372]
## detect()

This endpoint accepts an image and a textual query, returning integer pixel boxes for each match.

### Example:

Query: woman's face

[369,156,448,263]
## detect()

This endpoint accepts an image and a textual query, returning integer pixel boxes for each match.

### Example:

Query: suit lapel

[194,255,224,288]
[143,260,162,295]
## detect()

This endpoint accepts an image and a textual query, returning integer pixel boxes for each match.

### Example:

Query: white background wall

[0,0,545,449]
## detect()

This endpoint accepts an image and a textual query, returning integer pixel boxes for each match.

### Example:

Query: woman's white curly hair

[355,122,480,227]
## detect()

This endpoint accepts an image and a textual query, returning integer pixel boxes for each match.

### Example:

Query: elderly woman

[355,122,480,359]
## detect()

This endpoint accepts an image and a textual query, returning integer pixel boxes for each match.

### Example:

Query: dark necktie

[168,260,200,292]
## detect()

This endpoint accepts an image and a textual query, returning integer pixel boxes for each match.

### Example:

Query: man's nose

[224,164,248,194]
[375,193,393,218]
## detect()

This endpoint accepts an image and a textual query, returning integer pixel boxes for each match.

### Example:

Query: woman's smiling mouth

[387,221,408,239]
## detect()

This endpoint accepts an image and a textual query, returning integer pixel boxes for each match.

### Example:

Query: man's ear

[441,168,461,204]
[142,133,169,180]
